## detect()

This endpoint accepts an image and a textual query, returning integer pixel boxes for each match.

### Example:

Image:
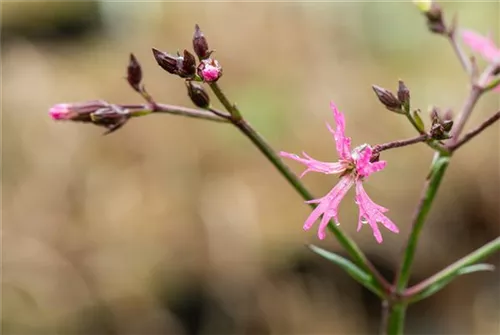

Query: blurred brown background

[2,1,499,334]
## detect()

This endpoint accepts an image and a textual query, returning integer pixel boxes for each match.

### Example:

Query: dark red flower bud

[186,81,210,108]
[152,48,179,75]
[90,105,130,135]
[426,4,446,34]
[179,50,196,79]
[49,101,109,122]
[49,101,130,134]
[152,48,196,79]
[429,106,453,139]
[397,80,410,111]
[193,24,210,60]
[127,53,142,92]
[372,85,403,113]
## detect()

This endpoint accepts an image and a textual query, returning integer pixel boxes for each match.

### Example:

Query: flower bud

[49,101,109,122]
[90,106,130,134]
[186,81,210,108]
[193,24,210,60]
[429,106,453,140]
[152,48,180,75]
[179,50,196,78]
[397,80,410,111]
[197,58,222,82]
[127,53,142,91]
[372,85,403,113]
[49,101,130,134]
[152,48,196,79]
[426,4,446,34]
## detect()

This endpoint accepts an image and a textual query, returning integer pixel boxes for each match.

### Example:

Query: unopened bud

[90,106,130,134]
[179,50,196,78]
[193,24,210,60]
[186,81,210,108]
[197,58,223,82]
[429,106,453,139]
[426,3,446,34]
[49,101,108,122]
[397,80,410,111]
[372,85,403,113]
[127,53,142,92]
[152,48,196,79]
[49,101,130,134]
[152,48,179,75]
[442,120,453,132]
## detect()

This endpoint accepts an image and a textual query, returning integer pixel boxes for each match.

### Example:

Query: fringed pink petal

[303,175,354,240]
[328,102,352,160]
[355,181,399,243]
[280,151,347,178]
[462,29,500,63]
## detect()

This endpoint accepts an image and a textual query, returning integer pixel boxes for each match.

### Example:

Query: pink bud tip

[49,104,71,120]
[198,59,222,82]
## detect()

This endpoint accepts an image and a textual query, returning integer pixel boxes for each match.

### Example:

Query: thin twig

[446,27,473,77]
[448,85,483,145]
[121,103,230,123]
[373,134,430,154]
[448,111,500,152]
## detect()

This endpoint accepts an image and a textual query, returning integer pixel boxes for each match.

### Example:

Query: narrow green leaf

[411,110,425,133]
[308,244,385,298]
[408,263,495,304]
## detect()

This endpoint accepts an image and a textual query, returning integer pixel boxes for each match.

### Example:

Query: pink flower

[197,58,222,82]
[462,29,500,63]
[462,29,500,92]
[280,102,399,243]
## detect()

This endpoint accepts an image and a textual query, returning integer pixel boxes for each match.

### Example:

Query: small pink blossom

[49,103,72,120]
[280,102,399,243]
[462,29,500,92]
[197,58,222,82]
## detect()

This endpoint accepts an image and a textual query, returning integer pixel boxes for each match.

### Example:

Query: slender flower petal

[462,29,500,63]
[355,182,399,243]
[329,102,352,160]
[279,151,348,178]
[304,175,355,240]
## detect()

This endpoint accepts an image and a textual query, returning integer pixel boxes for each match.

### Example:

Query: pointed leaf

[408,263,495,304]
[308,244,385,298]
[411,110,425,133]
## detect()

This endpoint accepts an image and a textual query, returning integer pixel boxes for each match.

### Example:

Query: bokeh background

[2,1,499,334]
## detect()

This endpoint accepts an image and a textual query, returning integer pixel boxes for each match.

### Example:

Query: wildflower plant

[49,1,500,333]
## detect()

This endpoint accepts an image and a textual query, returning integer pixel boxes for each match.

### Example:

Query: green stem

[380,151,450,334]
[209,82,243,120]
[209,83,390,291]
[405,236,500,298]
[385,303,406,335]
[395,152,450,291]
